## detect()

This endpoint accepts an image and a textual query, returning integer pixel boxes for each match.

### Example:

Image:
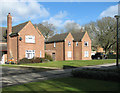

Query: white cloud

[0,0,49,26]
[99,4,118,18]
[43,11,81,30]
[43,11,68,27]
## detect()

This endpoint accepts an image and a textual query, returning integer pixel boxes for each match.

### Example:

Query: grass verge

[2,77,120,92]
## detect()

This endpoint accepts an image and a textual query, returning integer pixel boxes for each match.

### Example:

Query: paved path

[1,63,119,87]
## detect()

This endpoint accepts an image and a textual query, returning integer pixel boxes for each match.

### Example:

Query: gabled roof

[71,32,85,41]
[46,33,69,43]
[0,21,29,41]
[46,32,86,43]
[12,21,29,34]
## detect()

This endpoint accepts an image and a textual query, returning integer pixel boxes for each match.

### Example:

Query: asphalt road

[1,66,71,87]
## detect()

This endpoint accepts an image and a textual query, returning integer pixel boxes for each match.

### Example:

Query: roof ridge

[12,21,29,28]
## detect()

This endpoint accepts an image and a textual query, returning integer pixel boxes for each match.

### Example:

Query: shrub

[71,69,120,82]
[107,54,120,59]
[18,58,32,64]
[18,57,45,64]
[45,53,53,61]
[32,57,42,63]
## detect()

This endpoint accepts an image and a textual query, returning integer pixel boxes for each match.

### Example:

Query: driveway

[1,63,119,87]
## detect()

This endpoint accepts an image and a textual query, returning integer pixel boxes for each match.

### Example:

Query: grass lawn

[2,77,119,92]
[2,59,115,69]
[21,59,116,69]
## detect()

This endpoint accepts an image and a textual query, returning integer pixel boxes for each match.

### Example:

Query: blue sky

[38,2,117,25]
[1,1,118,30]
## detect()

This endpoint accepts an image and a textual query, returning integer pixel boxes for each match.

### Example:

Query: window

[67,51,72,58]
[25,35,35,43]
[68,41,71,46]
[40,51,42,57]
[84,42,88,46]
[25,50,35,59]
[84,51,89,57]
[54,42,56,47]
[76,42,78,46]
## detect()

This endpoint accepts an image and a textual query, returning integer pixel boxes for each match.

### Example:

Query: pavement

[1,63,120,88]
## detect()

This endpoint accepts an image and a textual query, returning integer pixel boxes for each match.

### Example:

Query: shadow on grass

[2,63,120,92]
[2,77,120,92]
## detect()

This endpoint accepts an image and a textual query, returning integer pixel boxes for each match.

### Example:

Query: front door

[52,53,55,61]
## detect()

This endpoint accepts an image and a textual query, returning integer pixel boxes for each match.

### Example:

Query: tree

[64,22,81,33]
[96,17,116,53]
[34,21,56,41]
[83,17,117,54]
[84,22,97,49]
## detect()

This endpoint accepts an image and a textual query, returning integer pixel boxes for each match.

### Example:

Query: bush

[71,69,120,82]
[18,57,45,64]
[107,54,120,59]
[18,58,32,64]
[32,57,42,63]
[45,53,53,61]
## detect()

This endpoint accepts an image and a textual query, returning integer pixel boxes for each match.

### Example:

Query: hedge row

[71,69,120,82]
[107,54,120,59]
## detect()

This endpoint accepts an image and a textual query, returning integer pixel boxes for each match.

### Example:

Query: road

[1,63,119,87]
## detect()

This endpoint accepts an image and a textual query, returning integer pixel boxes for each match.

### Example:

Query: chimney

[7,13,12,62]
[7,13,12,34]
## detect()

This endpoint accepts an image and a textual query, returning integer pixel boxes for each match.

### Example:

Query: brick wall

[46,42,64,61]
[64,33,74,60]
[18,21,45,60]
[81,32,91,60]
[73,41,82,60]
[11,36,17,62]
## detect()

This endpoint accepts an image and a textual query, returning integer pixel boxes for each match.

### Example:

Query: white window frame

[25,35,35,43]
[68,41,71,46]
[25,50,35,59]
[84,51,89,57]
[76,42,78,46]
[84,41,88,46]
[54,42,56,47]
[67,51,72,58]
[40,51,42,57]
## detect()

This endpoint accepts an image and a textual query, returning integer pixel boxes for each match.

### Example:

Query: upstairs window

[25,35,35,43]
[84,42,88,46]
[76,42,78,46]
[54,42,56,47]
[68,41,71,46]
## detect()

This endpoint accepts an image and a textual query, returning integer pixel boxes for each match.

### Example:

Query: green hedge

[107,54,120,59]
[71,69,120,82]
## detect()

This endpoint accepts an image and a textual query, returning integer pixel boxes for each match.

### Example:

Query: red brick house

[45,31,91,61]
[5,13,45,63]
[0,27,7,64]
